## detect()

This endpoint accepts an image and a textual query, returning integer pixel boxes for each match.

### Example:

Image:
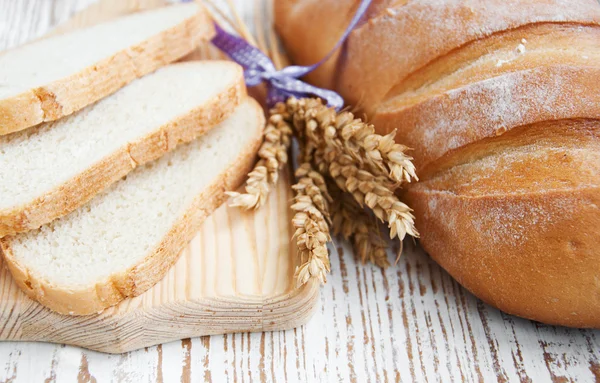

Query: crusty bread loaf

[0,2,212,135]
[276,0,600,327]
[0,61,245,238]
[0,99,264,315]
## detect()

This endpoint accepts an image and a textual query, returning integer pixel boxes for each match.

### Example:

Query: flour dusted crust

[406,185,600,328]
[276,0,600,114]
[0,5,214,136]
[276,0,600,327]
[373,66,600,174]
[403,117,600,327]
[0,100,265,315]
[0,65,246,238]
[409,114,600,328]
[339,0,600,113]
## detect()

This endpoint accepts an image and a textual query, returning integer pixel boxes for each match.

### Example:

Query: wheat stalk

[226,106,293,209]
[286,98,417,186]
[282,97,419,242]
[214,1,335,286]
[329,180,390,268]
[327,153,418,240]
[291,163,332,286]
[293,163,332,219]
[217,1,419,286]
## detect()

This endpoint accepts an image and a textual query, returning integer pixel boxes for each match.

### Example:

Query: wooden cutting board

[0,0,319,354]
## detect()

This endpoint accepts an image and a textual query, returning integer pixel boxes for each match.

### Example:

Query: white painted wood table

[0,1,599,382]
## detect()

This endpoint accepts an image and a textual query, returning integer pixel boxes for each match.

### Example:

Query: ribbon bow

[211,0,372,110]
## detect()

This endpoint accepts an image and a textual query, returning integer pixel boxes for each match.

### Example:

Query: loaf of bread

[0,61,245,238]
[1,99,264,315]
[0,2,211,135]
[276,0,600,327]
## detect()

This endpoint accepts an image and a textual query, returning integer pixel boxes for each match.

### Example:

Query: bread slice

[0,61,246,237]
[1,99,264,315]
[0,2,212,135]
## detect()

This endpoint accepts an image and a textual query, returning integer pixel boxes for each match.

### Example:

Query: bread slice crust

[0,99,265,315]
[0,62,246,238]
[0,4,214,136]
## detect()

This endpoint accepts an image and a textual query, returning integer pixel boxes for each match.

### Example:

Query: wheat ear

[329,180,390,268]
[282,97,419,242]
[227,105,293,209]
[292,163,333,286]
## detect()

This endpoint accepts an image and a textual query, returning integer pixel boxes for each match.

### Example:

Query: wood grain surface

[0,0,599,381]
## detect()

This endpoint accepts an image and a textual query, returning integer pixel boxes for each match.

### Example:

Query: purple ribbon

[211,0,372,110]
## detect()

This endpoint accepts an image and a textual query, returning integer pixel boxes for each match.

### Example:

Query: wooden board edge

[10,281,319,353]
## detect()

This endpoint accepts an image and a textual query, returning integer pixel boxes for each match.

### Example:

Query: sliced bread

[1,98,264,315]
[0,2,212,135]
[0,61,245,237]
